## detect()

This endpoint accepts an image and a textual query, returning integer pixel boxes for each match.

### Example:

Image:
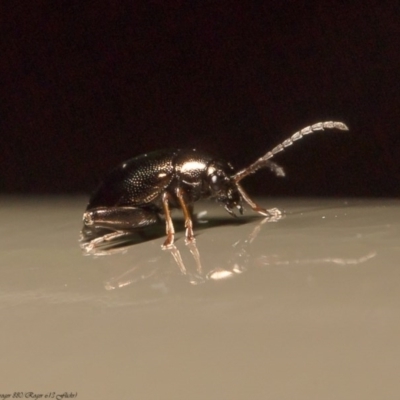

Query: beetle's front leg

[175,187,195,244]
[237,184,282,219]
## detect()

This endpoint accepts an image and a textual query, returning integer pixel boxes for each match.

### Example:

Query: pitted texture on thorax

[174,150,211,185]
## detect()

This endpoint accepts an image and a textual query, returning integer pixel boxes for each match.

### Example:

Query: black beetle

[81,121,348,250]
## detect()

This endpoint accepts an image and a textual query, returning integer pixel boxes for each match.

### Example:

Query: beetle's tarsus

[185,235,196,245]
[185,224,195,243]
[162,234,175,249]
[80,230,131,253]
[224,204,237,217]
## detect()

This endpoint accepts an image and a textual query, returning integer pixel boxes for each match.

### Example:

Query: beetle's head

[206,162,243,216]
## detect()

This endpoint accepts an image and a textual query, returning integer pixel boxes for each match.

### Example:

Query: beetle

[80,121,348,251]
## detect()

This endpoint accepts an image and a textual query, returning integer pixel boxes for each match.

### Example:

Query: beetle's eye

[210,173,224,192]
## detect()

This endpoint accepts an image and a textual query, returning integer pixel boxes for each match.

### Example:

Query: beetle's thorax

[170,149,211,203]
[174,150,210,185]
[172,152,244,215]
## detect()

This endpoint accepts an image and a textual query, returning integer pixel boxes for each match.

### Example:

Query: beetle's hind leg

[80,206,158,251]
[237,184,282,220]
[81,231,133,253]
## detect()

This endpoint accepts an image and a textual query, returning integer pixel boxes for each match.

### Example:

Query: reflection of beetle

[81,121,348,250]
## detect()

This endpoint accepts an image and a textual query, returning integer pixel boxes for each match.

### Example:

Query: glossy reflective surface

[1,197,399,399]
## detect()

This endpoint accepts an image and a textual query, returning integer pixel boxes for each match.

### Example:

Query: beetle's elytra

[81,121,348,250]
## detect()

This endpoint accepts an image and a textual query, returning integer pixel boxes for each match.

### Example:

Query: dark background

[2,2,399,197]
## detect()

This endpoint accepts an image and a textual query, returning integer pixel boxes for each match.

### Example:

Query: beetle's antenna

[233,121,349,183]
